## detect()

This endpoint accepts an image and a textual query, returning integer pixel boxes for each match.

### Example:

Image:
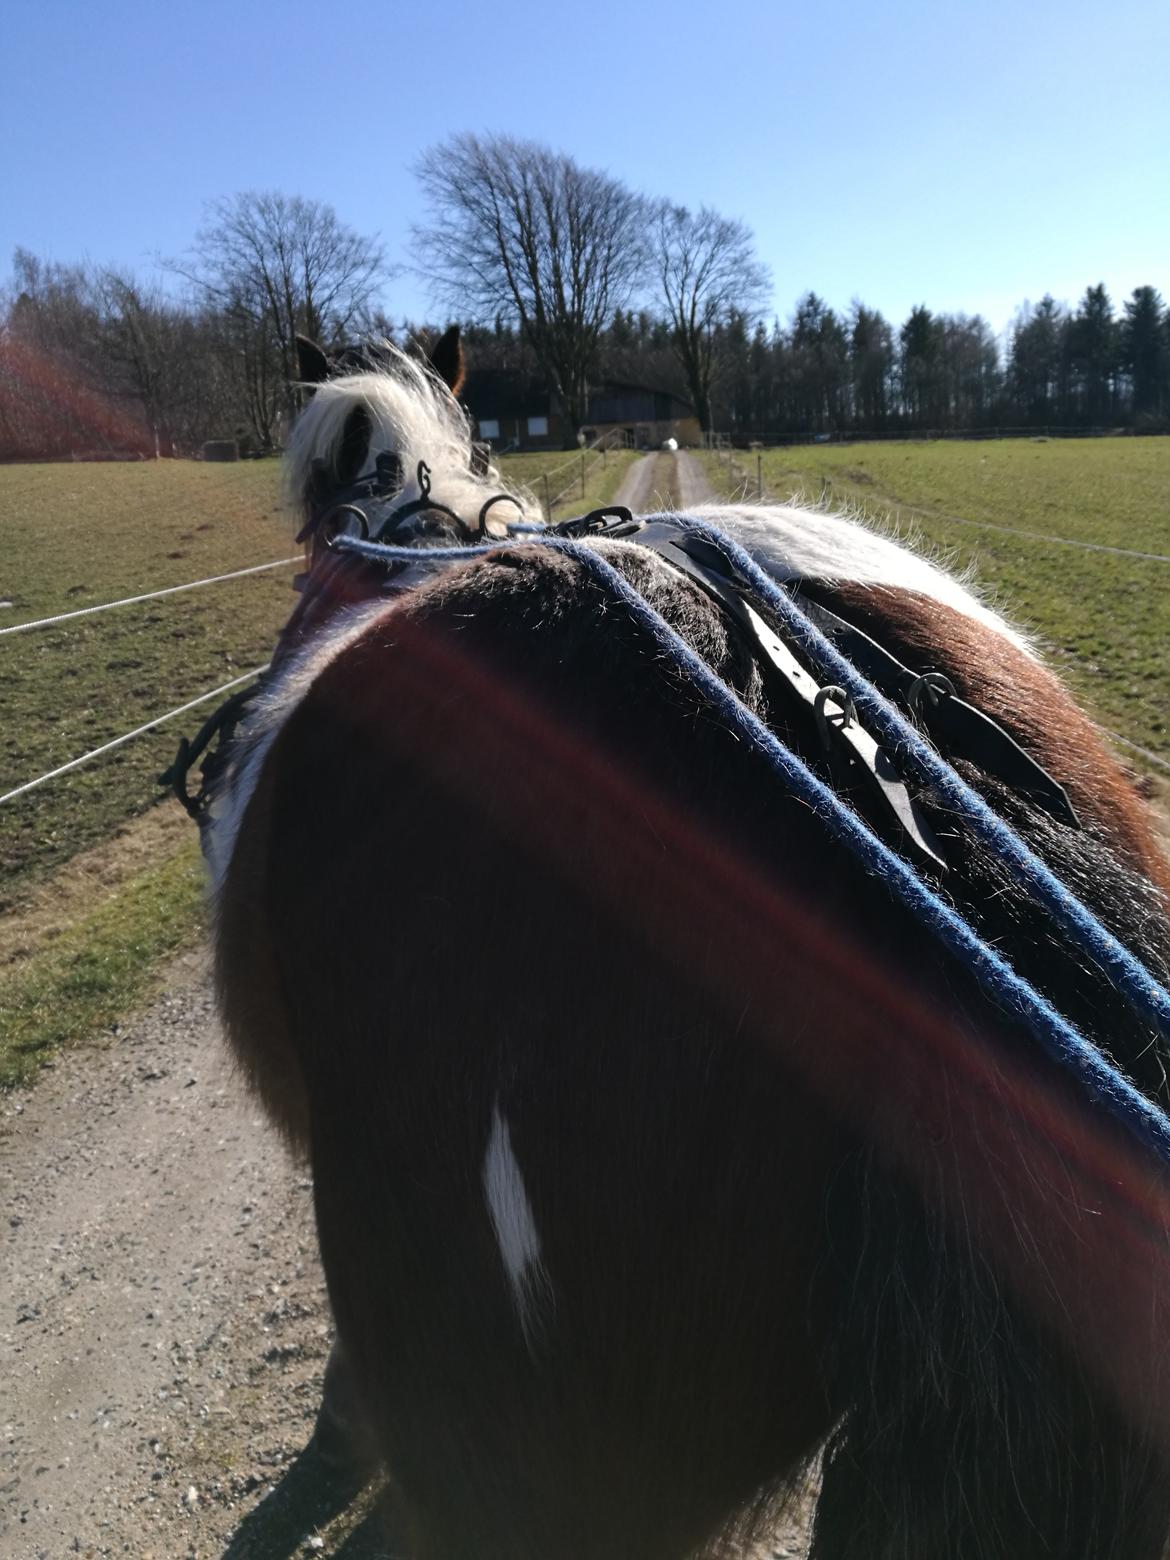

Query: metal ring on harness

[907,670,956,711]
[552,505,636,539]
[477,492,526,538]
[320,504,371,548]
[814,684,856,750]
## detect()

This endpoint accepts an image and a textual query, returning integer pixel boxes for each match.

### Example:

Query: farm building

[581,382,700,450]
[462,369,564,451]
[463,370,699,451]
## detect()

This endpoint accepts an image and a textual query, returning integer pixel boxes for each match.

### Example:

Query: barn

[463,370,700,451]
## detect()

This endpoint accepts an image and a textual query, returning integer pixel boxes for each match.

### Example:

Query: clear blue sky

[5,0,1168,341]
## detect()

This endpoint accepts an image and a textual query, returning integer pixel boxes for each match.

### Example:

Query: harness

[161,471,1170,1169]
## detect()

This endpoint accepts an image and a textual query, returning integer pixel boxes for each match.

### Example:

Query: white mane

[284,343,545,530]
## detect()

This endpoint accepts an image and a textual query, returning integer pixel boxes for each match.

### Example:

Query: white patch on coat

[483,1102,551,1346]
[678,501,1034,653]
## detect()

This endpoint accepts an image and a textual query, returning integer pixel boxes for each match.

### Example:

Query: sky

[5,0,1169,343]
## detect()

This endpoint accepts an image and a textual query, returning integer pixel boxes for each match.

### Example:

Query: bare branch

[652,204,770,430]
[414,134,647,438]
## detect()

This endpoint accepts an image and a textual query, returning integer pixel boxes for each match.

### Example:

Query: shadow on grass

[220,1434,407,1558]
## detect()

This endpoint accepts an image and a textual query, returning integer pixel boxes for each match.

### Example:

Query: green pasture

[1,460,294,898]
[0,460,294,1082]
[497,446,639,516]
[702,438,1170,771]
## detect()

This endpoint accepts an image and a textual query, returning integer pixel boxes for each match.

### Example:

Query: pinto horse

[204,330,1170,1558]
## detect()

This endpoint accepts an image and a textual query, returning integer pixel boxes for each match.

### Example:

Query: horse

[201,328,1170,1558]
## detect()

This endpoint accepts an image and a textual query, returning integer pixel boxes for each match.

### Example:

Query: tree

[789,293,848,432]
[899,305,943,425]
[651,203,770,431]
[415,133,646,441]
[849,302,894,429]
[1121,286,1167,422]
[1068,283,1118,425]
[1009,296,1065,424]
[936,314,1000,428]
[172,192,385,437]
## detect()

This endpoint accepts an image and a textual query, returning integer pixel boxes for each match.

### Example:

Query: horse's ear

[296,335,331,386]
[429,324,465,395]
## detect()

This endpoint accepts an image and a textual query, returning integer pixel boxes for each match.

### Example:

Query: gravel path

[0,950,393,1559]
[612,449,715,515]
[674,450,715,509]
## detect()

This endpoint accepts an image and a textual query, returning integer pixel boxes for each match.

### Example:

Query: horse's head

[286,327,535,545]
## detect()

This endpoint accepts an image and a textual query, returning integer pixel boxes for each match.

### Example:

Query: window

[478,418,500,440]
[527,416,548,437]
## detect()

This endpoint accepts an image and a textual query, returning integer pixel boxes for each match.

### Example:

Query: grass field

[701,437,1170,772]
[497,445,639,516]
[1,461,294,899]
[1,460,294,1083]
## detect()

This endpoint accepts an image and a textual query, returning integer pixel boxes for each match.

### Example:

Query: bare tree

[415,134,647,440]
[652,205,770,432]
[170,192,386,433]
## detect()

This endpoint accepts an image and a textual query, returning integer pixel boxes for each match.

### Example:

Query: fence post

[543,472,552,521]
[581,451,586,498]
[757,451,763,499]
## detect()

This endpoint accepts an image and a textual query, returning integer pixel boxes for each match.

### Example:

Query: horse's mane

[284,341,546,531]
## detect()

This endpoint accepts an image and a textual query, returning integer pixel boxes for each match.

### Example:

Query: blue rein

[333,523,1170,1166]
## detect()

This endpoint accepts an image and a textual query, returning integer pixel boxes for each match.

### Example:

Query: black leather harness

[162,499,1078,864]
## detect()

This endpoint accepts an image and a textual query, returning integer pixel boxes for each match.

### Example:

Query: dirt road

[1,951,394,1559]
[611,448,714,513]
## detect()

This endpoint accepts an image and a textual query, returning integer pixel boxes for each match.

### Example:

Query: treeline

[469,286,1170,438]
[708,284,1170,437]
[3,173,1168,461]
[0,194,386,462]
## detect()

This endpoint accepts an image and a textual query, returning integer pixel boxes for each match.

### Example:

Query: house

[581,383,701,450]
[463,370,701,451]
[461,369,565,451]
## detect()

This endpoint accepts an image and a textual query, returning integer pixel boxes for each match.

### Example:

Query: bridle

[298,454,527,555]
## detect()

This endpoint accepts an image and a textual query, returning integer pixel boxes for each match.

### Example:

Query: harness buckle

[553,506,637,540]
[814,685,856,749]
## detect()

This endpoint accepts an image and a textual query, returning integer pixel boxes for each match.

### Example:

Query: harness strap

[543,535,1170,1167]
[633,524,947,870]
[794,594,1079,827]
[668,514,1170,1047]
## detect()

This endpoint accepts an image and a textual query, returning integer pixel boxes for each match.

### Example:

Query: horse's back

[215,539,1170,1559]
[218,554,853,1555]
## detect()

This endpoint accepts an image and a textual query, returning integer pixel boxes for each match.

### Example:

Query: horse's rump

[217,532,1170,1556]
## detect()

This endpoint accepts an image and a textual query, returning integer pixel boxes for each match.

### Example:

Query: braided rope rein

[331,523,1170,1166]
